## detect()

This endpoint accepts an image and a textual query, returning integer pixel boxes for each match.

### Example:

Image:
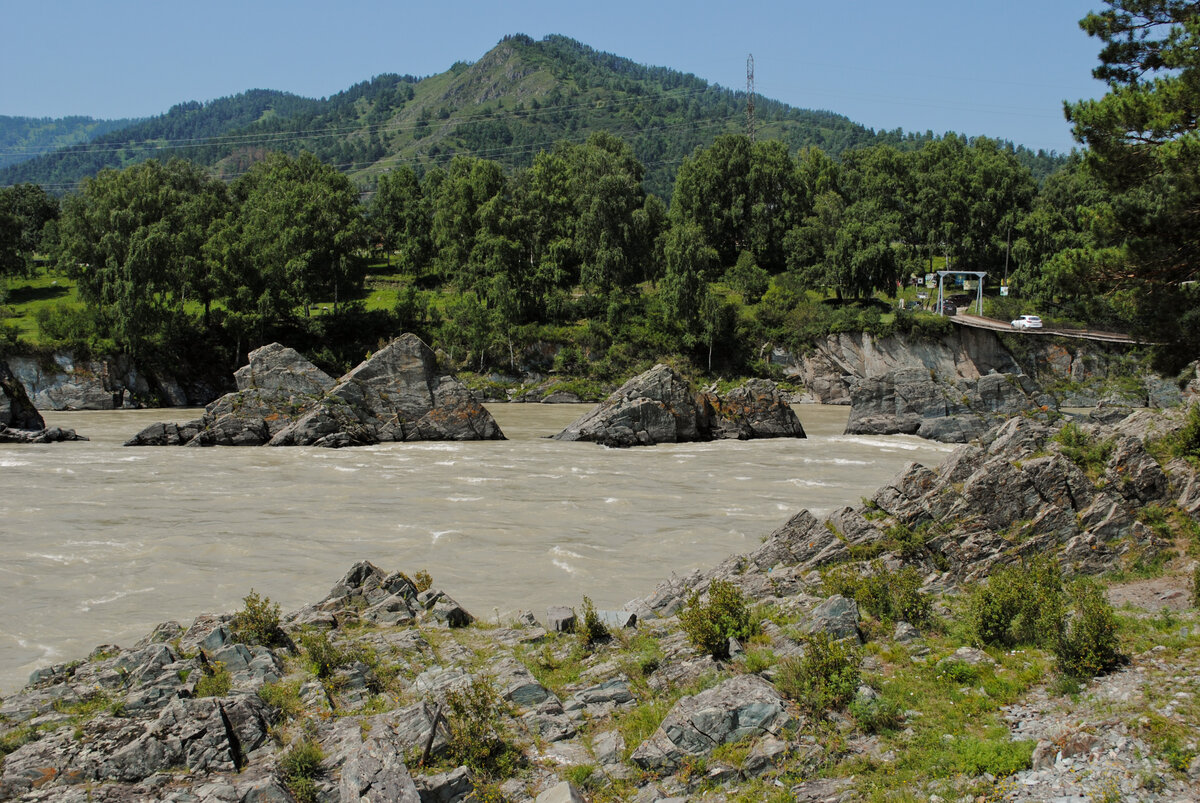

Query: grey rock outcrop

[553,365,804,447]
[270,334,502,446]
[630,674,796,773]
[0,359,86,443]
[125,342,334,446]
[125,334,504,448]
[845,367,1049,442]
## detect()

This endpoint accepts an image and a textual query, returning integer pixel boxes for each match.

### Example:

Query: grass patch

[838,636,1047,798]
[280,736,324,803]
[194,661,232,697]
[1053,422,1115,480]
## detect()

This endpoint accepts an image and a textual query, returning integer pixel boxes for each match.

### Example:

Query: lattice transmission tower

[746,53,756,142]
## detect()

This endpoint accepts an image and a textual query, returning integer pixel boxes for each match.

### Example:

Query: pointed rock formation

[125,334,503,447]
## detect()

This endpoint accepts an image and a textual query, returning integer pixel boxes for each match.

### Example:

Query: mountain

[0,114,141,171]
[0,35,1066,197]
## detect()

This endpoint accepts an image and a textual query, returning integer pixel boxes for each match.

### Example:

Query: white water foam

[79,587,156,612]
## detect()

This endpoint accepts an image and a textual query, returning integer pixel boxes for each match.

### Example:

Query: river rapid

[0,404,953,694]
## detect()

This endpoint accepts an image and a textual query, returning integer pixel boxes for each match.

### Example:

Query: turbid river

[0,404,953,694]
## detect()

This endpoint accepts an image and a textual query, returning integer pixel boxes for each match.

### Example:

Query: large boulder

[553,365,804,447]
[703,378,807,440]
[125,335,504,448]
[629,674,795,773]
[125,343,335,446]
[270,335,502,446]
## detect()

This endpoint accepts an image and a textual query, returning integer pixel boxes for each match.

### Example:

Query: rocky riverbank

[3,400,1199,801]
[0,360,85,444]
[7,326,1185,418]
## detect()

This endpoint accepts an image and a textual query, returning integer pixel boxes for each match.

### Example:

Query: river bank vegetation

[1,2,1197,394]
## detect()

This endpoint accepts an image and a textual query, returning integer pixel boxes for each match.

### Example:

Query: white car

[1011,314,1043,329]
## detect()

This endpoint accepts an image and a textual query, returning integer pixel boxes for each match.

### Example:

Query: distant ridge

[0,35,1066,197]
[0,115,140,171]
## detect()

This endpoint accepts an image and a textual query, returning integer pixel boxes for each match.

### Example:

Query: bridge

[950,313,1147,345]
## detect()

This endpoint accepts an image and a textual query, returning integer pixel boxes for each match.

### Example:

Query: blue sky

[2,0,1107,154]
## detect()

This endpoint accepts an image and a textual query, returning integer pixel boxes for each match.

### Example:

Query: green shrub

[579,596,611,646]
[1053,422,1115,478]
[194,661,232,697]
[258,679,305,720]
[281,737,324,803]
[775,631,861,716]
[1171,403,1200,461]
[822,561,933,627]
[0,725,37,757]
[848,694,904,734]
[1193,564,1200,609]
[298,630,365,679]
[945,736,1034,777]
[678,580,758,660]
[966,558,1065,648]
[413,570,434,592]
[741,647,776,674]
[443,677,521,780]
[940,660,979,685]
[1054,578,1122,679]
[230,589,285,647]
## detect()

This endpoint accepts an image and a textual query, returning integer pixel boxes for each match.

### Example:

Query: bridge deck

[950,314,1145,344]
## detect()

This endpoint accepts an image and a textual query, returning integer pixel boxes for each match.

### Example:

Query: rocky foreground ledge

[0,361,86,444]
[553,364,805,447]
[4,406,1200,801]
[125,334,503,448]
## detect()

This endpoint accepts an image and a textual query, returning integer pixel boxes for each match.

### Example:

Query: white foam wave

[78,587,156,612]
[65,539,137,549]
[551,546,583,559]
[552,559,578,575]
[31,553,86,565]
[446,496,482,502]
[0,459,30,468]
[430,529,461,543]
[784,478,832,487]
[802,456,872,466]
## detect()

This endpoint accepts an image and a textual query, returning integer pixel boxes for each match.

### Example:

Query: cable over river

[0,404,953,694]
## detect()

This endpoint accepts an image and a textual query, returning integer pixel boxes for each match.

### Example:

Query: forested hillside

[0,35,1065,198]
[0,115,139,171]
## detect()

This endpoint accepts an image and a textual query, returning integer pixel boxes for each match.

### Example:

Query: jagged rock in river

[552,364,805,447]
[124,342,335,446]
[270,334,502,446]
[844,367,1051,443]
[125,334,504,448]
[0,359,86,443]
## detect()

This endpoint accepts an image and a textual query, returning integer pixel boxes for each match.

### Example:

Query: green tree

[0,183,59,276]
[55,159,230,356]
[671,134,803,274]
[430,156,508,289]
[1064,0,1200,360]
[662,221,717,334]
[214,152,366,325]
[370,166,431,271]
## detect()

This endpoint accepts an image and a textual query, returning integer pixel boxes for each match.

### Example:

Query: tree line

[2,0,1197,380]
